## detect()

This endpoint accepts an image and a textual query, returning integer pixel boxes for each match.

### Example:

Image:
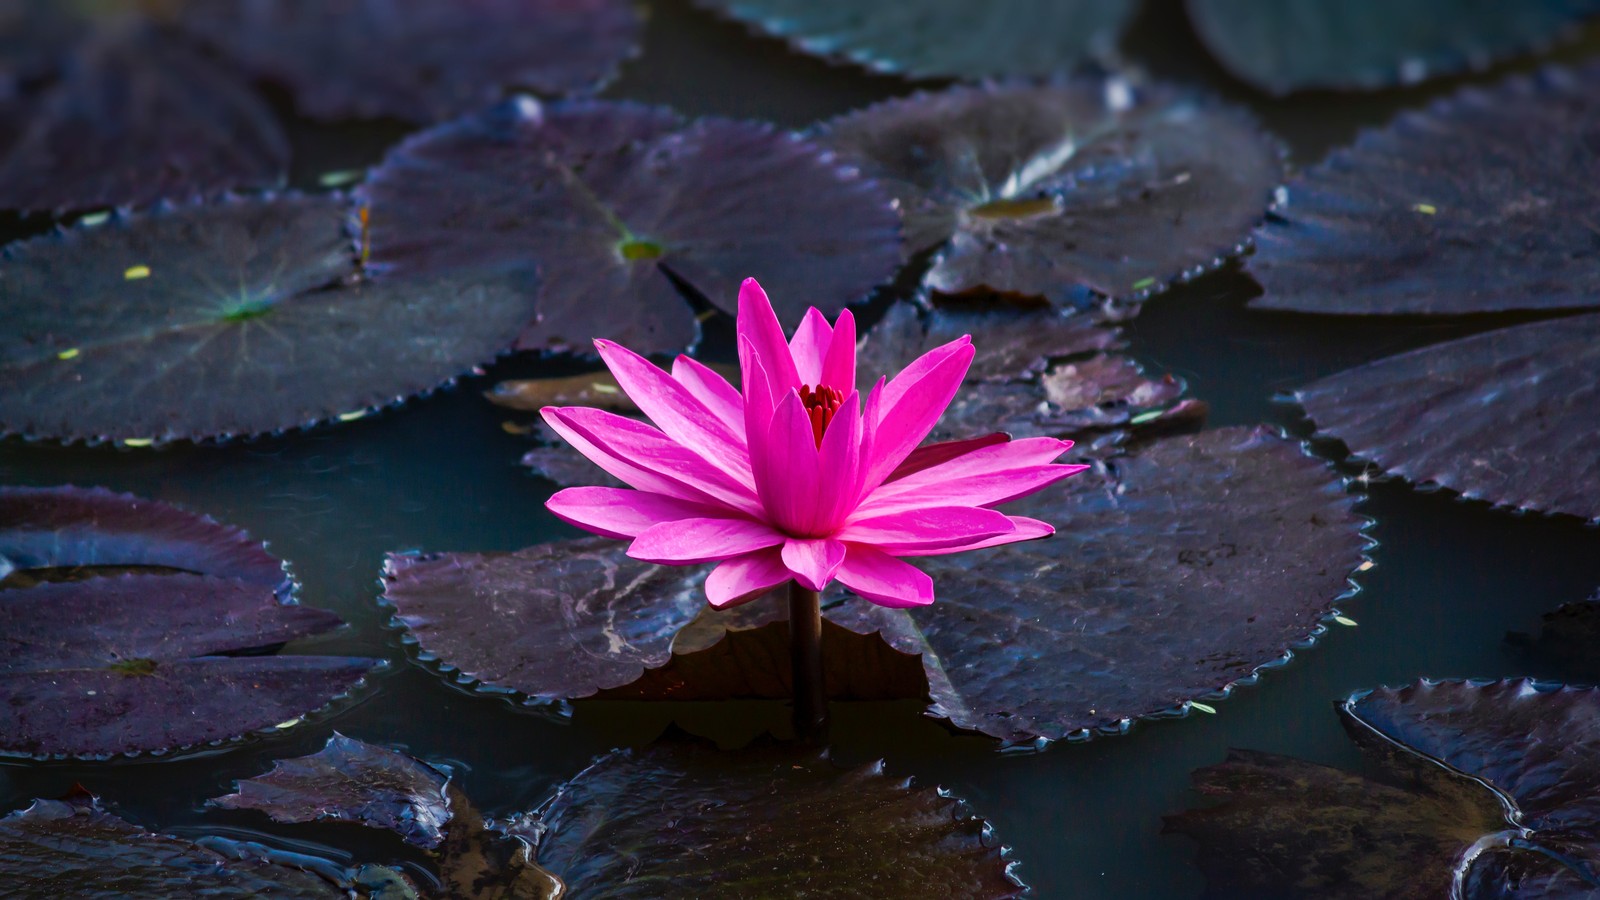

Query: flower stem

[788,581,827,744]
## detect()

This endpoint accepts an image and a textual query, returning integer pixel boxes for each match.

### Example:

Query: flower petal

[820,308,856,391]
[906,515,1055,556]
[544,487,726,539]
[752,390,822,536]
[705,548,791,609]
[836,506,1015,554]
[628,517,785,564]
[885,433,1011,482]
[860,338,975,492]
[596,339,751,484]
[788,307,833,385]
[859,463,1089,515]
[835,544,934,608]
[781,538,846,591]
[737,278,800,406]
[671,356,744,432]
[814,390,863,533]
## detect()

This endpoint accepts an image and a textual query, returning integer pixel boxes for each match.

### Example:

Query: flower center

[798,384,844,447]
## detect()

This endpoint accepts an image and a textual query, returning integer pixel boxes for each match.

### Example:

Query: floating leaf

[1250,64,1600,315]
[0,28,287,213]
[359,99,903,354]
[179,0,642,123]
[211,733,452,850]
[0,194,539,444]
[693,0,1135,81]
[1295,313,1600,522]
[1168,679,1600,897]
[1187,0,1600,95]
[0,573,377,758]
[818,81,1283,305]
[0,794,347,898]
[520,740,1025,898]
[486,362,741,412]
[0,485,287,591]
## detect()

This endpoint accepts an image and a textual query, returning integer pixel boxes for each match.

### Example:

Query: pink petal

[813,390,863,533]
[859,463,1089,516]
[835,544,934,608]
[544,487,725,539]
[906,516,1055,556]
[628,516,784,564]
[751,390,822,536]
[671,356,744,432]
[860,339,975,493]
[885,433,1011,482]
[820,308,856,391]
[705,548,791,609]
[836,506,1015,554]
[737,278,799,406]
[542,407,760,517]
[781,538,846,590]
[740,337,777,464]
[788,307,833,385]
[596,340,751,484]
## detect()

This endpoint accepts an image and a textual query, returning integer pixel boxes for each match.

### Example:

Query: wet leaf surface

[0,573,377,758]
[693,0,1135,81]
[211,733,452,850]
[0,485,288,591]
[521,739,1025,898]
[0,194,538,445]
[1168,679,1600,898]
[0,27,288,212]
[1294,313,1600,522]
[1186,0,1600,95]
[359,99,903,354]
[1250,65,1600,315]
[179,0,642,123]
[818,82,1282,305]
[0,794,347,898]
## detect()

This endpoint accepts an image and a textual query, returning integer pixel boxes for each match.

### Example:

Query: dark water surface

[5,2,1600,896]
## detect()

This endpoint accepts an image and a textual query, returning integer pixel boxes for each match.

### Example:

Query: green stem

[788,581,827,744]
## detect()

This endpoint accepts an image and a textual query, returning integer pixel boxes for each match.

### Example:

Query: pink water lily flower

[541,278,1088,609]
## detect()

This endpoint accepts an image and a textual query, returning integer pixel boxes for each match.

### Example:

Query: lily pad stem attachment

[789,581,827,744]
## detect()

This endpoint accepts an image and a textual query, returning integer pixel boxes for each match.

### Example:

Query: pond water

[4,2,1600,897]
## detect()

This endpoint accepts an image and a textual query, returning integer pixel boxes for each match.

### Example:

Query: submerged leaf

[1295,313,1600,522]
[1507,589,1600,682]
[693,0,1136,81]
[0,194,538,444]
[211,733,452,850]
[359,99,903,354]
[1169,679,1600,897]
[819,81,1282,305]
[1251,64,1600,315]
[522,740,1025,898]
[179,0,642,122]
[1187,0,1600,95]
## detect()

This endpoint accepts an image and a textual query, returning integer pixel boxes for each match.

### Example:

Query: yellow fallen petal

[121,438,154,447]
[124,265,152,280]
[1189,701,1217,715]
[57,348,80,360]
[338,410,367,422]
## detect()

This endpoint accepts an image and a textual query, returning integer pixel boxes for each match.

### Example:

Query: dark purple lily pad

[1168,679,1600,898]
[0,193,539,445]
[693,0,1135,81]
[359,99,903,354]
[818,81,1284,306]
[0,573,377,758]
[1187,0,1600,95]
[520,740,1025,898]
[211,733,452,850]
[0,794,347,898]
[178,0,642,123]
[0,485,287,592]
[1295,312,1600,522]
[1250,64,1600,316]
[0,26,288,213]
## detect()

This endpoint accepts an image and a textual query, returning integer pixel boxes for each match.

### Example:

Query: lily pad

[693,0,1136,81]
[211,732,452,850]
[1187,0,1600,95]
[178,0,642,123]
[1250,64,1600,316]
[818,81,1283,305]
[0,27,288,213]
[0,193,539,445]
[0,573,378,758]
[520,740,1025,898]
[0,485,287,591]
[358,98,903,354]
[1294,313,1600,522]
[1168,679,1600,897]
[0,794,347,898]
